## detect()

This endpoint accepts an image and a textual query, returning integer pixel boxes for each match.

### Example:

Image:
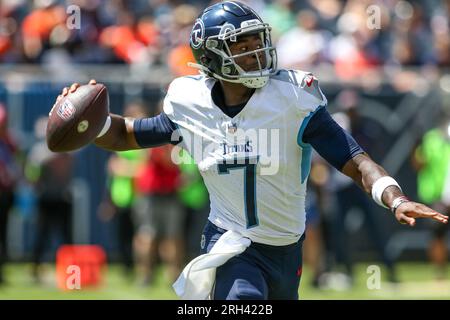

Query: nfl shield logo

[227,123,237,134]
[57,100,76,121]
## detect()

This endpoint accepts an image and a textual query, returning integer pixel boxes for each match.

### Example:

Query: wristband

[390,196,410,214]
[97,115,111,138]
[371,176,402,208]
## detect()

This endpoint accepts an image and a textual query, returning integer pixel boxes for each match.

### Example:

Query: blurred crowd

[1,0,450,79]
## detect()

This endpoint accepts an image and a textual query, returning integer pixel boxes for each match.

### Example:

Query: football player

[55,1,448,299]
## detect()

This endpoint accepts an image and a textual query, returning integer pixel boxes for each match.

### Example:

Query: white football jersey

[164,70,327,246]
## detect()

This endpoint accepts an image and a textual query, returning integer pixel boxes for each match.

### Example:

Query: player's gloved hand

[51,79,97,115]
[394,201,449,227]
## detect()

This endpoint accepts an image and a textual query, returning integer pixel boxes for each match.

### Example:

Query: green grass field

[0,262,449,300]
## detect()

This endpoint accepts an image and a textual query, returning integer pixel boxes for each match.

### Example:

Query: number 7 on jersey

[218,156,259,228]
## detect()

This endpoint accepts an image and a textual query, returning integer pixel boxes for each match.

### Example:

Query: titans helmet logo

[190,19,205,49]
[218,23,236,42]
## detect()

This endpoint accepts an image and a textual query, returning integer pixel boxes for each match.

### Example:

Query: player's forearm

[342,153,404,208]
[94,114,140,151]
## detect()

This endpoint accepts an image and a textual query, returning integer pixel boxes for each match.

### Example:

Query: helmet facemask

[191,19,278,88]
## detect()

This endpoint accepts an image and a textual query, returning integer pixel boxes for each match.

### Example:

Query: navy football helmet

[189,1,277,88]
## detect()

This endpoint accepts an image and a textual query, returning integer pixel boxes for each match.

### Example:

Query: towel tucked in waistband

[172,230,251,300]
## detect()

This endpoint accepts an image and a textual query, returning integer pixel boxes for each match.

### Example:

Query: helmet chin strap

[187,62,269,88]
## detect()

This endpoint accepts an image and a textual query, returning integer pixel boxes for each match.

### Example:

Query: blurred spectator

[412,115,450,280]
[328,0,382,80]
[303,155,327,288]
[277,9,330,69]
[0,104,20,285]
[21,0,67,62]
[0,0,28,63]
[391,3,435,67]
[262,0,296,41]
[25,116,73,283]
[133,130,184,285]
[177,149,209,262]
[431,1,450,67]
[99,103,148,277]
[299,0,342,34]
[433,32,450,67]
[325,92,397,286]
[99,9,160,65]
[167,4,198,76]
[61,0,119,64]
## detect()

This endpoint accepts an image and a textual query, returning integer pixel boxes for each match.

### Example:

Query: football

[46,83,109,152]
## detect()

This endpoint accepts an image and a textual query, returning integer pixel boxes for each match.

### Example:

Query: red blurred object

[135,146,180,195]
[99,25,147,63]
[0,103,7,125]
[0,36,12,56]
[56,245,107,291]
[136,19,159,47]
[334,51,378,80]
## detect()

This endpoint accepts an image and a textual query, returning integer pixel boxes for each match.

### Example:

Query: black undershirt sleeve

[133,112,181,148]
[301,107,365,170]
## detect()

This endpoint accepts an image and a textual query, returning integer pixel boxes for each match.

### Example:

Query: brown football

[46,83,109,152]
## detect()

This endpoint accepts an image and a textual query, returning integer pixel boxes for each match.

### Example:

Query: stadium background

[0,0,449,299]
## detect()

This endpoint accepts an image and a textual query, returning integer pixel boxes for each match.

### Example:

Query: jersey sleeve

[271,69,327,114]
[295,71,327,111]
[133,112,181,148]
[300,107,365,170]
[162,79,178,120]
[162,76,199,123]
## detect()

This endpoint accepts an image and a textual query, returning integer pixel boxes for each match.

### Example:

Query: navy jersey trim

[296,106,325,183]
[301,107,365,171]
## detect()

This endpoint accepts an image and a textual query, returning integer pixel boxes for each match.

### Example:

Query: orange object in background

[56,245,107,291]
[168,44,198,76]
[21,6,66,40]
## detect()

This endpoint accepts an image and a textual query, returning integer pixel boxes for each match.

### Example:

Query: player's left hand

[394,201,449,227]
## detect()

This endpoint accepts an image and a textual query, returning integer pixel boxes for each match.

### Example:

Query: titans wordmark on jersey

[164,70,327,246]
